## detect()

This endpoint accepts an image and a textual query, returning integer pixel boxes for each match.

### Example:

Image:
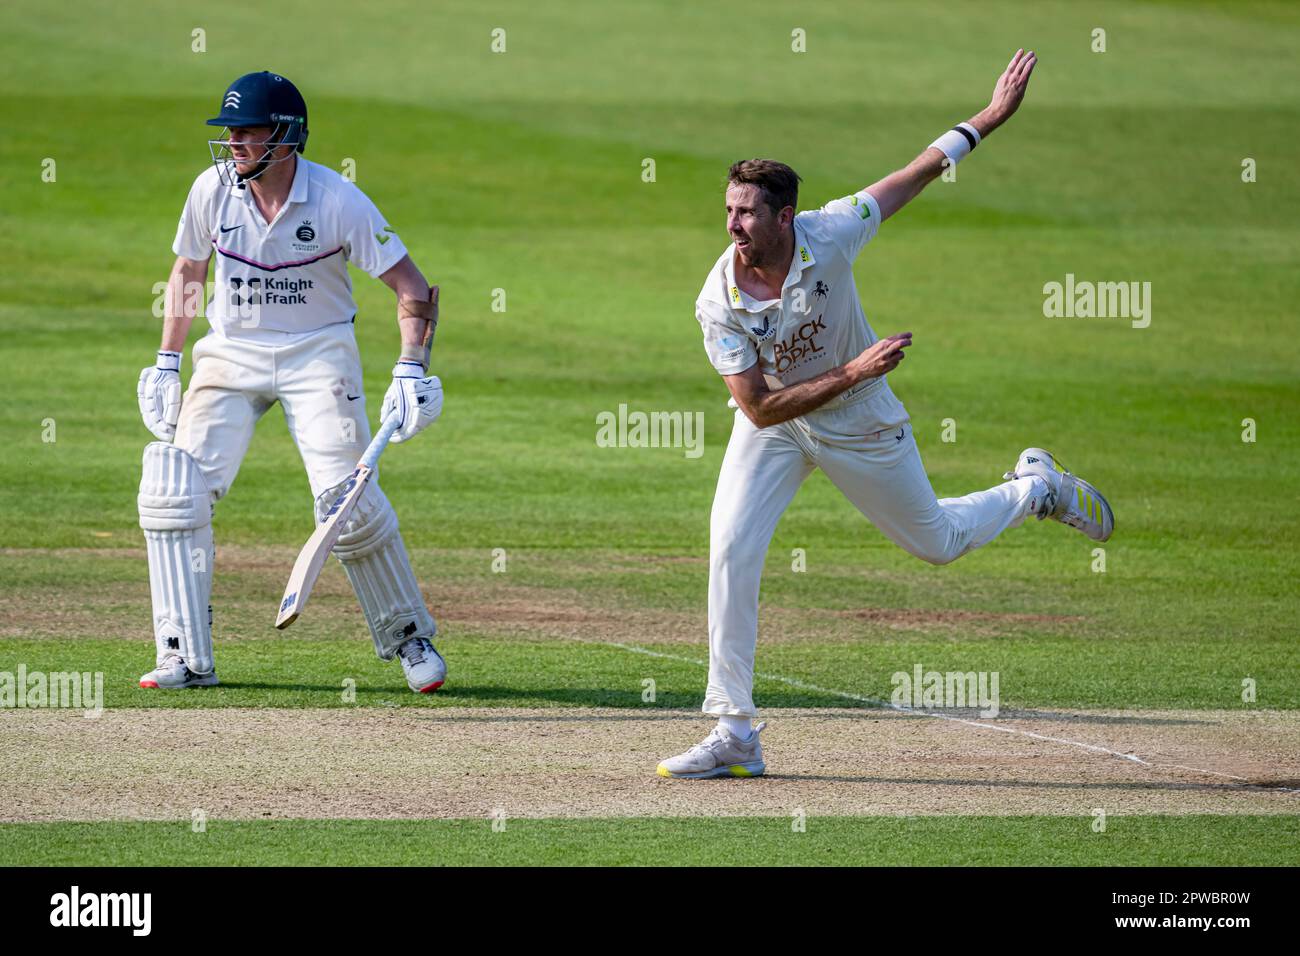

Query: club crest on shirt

[292,219,319,252]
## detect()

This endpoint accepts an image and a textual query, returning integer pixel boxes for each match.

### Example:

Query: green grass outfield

[2,634,1294,710]
[1,0,1298,865]
[3,816,1296,867]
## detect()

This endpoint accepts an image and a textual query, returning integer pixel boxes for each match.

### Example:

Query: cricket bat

[275,293,436,629]
[274,410,401,629]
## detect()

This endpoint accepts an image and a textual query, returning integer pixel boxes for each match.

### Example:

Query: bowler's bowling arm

[865,50,1037,222]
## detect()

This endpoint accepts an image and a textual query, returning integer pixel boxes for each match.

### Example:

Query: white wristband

[928,122,982,165]
[156,350,182,372]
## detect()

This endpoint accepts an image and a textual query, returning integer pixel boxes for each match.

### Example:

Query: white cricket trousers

[175,323,375,501]
[704,385,1042,717]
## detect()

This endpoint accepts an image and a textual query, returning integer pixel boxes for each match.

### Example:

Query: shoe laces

[398,638,428,665]
[688,727,727,755]
[160,654,185,670]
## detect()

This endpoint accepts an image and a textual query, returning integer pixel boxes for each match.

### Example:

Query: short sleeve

[815,189,881,263]
[697,300,757,376]
[340,184,409,278]
[172,174,213,260]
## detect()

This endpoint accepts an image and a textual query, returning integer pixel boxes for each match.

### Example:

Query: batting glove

[137,350,183,442]
[381,359,443,444]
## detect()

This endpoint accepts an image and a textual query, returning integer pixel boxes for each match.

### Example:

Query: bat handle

[358,410,401,471]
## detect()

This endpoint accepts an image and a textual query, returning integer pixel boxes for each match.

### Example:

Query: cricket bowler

[659,50,1114,778]
[135,71,446,692]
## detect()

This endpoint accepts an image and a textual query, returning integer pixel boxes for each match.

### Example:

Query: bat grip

[358,410,401,471]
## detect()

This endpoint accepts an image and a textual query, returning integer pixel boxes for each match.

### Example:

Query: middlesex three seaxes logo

[223,90,242,109]
[296,220,315,242]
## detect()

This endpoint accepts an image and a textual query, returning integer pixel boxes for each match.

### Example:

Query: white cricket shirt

[172,157,408,344]
[695,189,908,432]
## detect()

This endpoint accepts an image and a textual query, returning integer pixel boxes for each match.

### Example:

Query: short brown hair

[727,159,802,215]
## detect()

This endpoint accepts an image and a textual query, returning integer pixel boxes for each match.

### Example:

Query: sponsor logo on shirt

[799,245,811,264]
[228,275,315,307]
[716,333,749,363]
[773,315,826,373]
[748,314,777,343]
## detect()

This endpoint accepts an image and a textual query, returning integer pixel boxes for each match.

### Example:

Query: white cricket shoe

[657,722,767,779]
[397,636,446,693]
[1004,447,1115,542]
[139,655,219,689]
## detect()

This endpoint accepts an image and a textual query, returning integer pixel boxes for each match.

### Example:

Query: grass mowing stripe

[2,816,1296,867]
[1,636,1294,710]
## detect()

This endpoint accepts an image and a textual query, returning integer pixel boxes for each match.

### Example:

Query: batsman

[135,71,447,692]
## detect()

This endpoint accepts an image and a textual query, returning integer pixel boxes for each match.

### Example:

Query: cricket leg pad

[138,442,215,674]
[315,480,437,661]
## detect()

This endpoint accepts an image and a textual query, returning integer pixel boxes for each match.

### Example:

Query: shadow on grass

[118,681,870,709]
[766,775,1292,794]
[434,685,861,709]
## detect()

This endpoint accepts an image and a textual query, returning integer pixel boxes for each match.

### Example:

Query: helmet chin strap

[234,155,272,184]
[233,123,290,184]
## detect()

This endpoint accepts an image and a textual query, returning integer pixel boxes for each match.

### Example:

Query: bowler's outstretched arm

[867,49,1037,221]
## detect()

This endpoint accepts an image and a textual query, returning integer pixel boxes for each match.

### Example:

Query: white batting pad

[138,442,215,674]
[314,480,436,660]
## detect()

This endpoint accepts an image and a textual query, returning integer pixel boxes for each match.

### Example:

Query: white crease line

[604,641,1297,792]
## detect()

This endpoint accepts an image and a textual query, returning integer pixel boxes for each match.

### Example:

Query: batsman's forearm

[382,256,433,348]
[159,315,194,352]
[396,289,432,348]
[158,259,206,352]
[748,363,864,428]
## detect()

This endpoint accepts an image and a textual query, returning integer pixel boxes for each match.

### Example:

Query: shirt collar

[723,218,817,313]
[286,156,309,204]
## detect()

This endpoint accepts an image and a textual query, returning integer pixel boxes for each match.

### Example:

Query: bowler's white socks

[719,715,753,740]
